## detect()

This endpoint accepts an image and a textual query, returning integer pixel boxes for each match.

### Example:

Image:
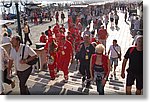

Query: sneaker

[11,80,15,89]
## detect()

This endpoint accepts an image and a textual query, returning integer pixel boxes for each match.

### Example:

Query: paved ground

[2,10,137,95]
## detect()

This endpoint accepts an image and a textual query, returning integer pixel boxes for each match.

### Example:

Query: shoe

[82,77,86,83]
[64,79,68,83]
[51,78,55,80]
[11,80,15,89]
[86,81,91,88]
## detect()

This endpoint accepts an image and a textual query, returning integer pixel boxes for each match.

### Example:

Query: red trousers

[58,58,70,80]
[48,63,57,79]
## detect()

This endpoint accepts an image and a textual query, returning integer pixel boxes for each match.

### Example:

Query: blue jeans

[94,64,105,95]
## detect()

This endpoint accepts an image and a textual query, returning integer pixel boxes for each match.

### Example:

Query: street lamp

[2,0,27,43]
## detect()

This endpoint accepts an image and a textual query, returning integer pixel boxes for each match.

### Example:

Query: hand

[20,59,26,64]
[121,73,125,79]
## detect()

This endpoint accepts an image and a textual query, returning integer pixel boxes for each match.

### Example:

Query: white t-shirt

[109,45,121,58]
[10,44,37,71]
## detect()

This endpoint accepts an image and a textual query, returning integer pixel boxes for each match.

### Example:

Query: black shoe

[51,78,55,80]
[82,77,86,83]
[86,81,91,88]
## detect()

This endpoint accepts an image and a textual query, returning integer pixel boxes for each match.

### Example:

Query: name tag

[85,54,88,60]
[62,51,65,55]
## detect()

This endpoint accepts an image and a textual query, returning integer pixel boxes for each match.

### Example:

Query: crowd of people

[0,2,143,95]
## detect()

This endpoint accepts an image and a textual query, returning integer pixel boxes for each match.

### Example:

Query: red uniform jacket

[40,35,47,43]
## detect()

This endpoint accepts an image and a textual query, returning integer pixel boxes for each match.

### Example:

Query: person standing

[108,39,121,79]
[121,36,143,95]
[77,34,95,88]
[8,36,37,95]
[23,21,32,46]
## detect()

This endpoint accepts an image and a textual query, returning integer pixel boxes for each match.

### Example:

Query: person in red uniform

[60,24,66,34]
[40,32,47,43]
[66,31,74,44]
[44,37,58,80]
[57,34,73,82]
[53,23,60,38]
[34,12,38,25]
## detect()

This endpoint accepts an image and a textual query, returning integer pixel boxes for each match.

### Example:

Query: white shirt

[10,44,37,71]
[109,45,121,58]
[0,46,9,71]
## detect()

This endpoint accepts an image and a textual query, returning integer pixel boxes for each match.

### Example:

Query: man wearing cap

[57,34,73,82]
[44,37,58,80]
[77,34,95,88]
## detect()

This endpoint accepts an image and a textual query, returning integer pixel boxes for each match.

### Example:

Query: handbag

[113,45,121,61]
[22,45,38,65]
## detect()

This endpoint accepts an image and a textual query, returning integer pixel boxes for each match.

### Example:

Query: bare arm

[121,58,128,79]
[8,59,13,77]
[90,56,93,80]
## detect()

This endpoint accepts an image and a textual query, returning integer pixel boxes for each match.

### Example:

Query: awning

[70,5,88,8]
[0,20,15,26]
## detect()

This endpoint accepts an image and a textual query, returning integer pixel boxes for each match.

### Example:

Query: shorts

[110,57,118,66]
[126,72,143,90]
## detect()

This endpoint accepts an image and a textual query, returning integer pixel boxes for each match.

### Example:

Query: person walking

[90,44,110,95]
[121,36,143,95]
[114,12,119,29]
[44,37,58,80]
[61,12,65,24]
[97,25,108,54]
[77,34,95,88]
[23,21,32,46]
[108,39,121,80]
[8,36,37,95]
[57,34,73,83]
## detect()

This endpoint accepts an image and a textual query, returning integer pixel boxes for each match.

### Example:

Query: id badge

[62,51,65,55]
[85,55,88,60]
